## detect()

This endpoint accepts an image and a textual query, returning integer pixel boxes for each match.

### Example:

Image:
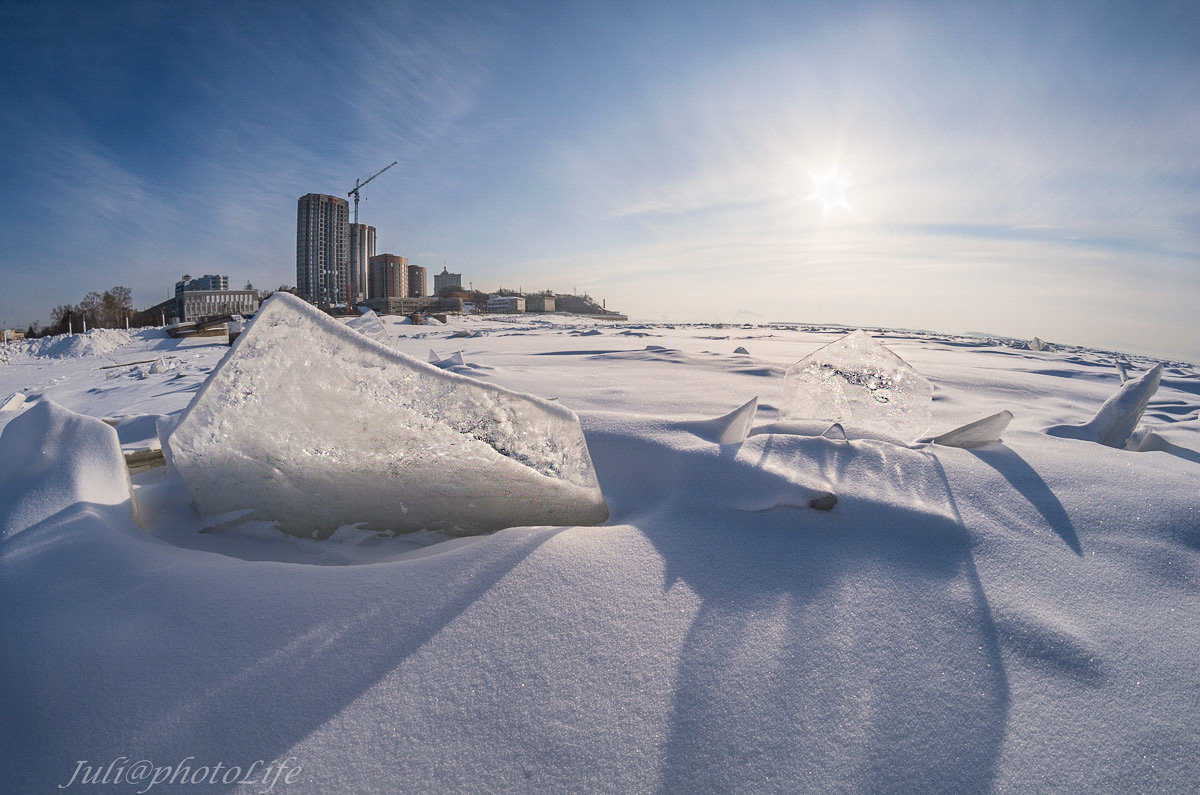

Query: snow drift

[0,400,132,539]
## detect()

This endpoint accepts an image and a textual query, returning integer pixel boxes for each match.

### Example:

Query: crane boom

[348,160,397,224]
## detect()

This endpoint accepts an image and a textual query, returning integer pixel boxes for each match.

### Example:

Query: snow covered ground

[2,314,1198,792]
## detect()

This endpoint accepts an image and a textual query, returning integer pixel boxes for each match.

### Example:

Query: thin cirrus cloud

[0,1,1196,360]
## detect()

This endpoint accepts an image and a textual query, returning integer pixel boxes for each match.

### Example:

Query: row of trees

[26,283,296,338]
[36,287,136,337]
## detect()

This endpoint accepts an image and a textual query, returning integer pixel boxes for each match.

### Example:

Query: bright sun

[806,165,852,217]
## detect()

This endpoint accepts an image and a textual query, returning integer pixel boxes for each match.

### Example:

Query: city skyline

[1,1,1197,360]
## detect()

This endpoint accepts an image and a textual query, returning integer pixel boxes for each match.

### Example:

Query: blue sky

[1,0,1197,360]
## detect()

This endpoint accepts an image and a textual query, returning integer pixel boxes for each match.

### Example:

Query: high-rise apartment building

[407,264,427,297]
[348,223,376,303]
[296,193,349,306]
[368,254,408,300]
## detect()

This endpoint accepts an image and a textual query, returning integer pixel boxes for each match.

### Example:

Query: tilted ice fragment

[1,392,26,412]
[428,350,465,368]
[821,422,847,441]
[166,293,608,537]
[681,397,758,445]
[932,410,1013,449]
[782,330,933,440]
[345,309,389,343]
[1046,363,1163,448]
[1029,337,1049,352]
[1114,360,1129,383]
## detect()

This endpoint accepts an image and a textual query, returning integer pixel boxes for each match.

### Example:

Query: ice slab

[782,330,933,440]
[1,392,26,412]
[932,410,1013,449]
[428,350,465,368]
[166,293,609,537]
[1046,363,1163,448]
[345,309,389,343]
[0,400,133,539]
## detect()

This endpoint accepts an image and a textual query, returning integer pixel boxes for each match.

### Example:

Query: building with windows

[487,294,525,313]
[407,263,427,298]
[348,223,376,303]
[433,266,461,296]
[297,193,350,306]
[368,253,408,299]
[175,274,229,295]
[177,289,259,323]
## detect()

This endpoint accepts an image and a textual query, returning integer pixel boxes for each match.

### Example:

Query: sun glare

[807,165,852,218]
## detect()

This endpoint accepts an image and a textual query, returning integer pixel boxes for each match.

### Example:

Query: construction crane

[347,160,397,224]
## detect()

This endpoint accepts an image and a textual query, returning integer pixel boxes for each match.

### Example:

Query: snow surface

[2,315,1199,792]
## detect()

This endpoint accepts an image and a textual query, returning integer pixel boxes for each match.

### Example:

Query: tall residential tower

[296,193,349,306]
[348,223,376,303]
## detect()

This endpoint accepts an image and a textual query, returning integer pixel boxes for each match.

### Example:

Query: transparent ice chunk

[932,410,1013,448]
[166,294,609,537]
[344,309,389,344]
[782,329,933,440]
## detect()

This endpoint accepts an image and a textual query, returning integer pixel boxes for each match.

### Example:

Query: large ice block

[782,329,933,440]
[166,293,609,537]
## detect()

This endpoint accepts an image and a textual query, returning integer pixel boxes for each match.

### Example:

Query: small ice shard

[428,350,465,368]
[782,329,933,440]
[1,392,25,412]
[1029,337,1049,351]
[148,358,170,374]
[346,309,389,343]
[1114,360,1129,383]
[1046,363,1163,448]
[681,397,758,445]
[932,410,1014,449]
[733,346,750,355]
[0,400,133,539]
[166,293,608,537]
[448,329,478,339]
[821,422,847,441]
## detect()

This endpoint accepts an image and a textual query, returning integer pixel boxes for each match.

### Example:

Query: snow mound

[24,328,132,359]
[0,400,132,539]
[166,294,609,537]
[782,329,933,440]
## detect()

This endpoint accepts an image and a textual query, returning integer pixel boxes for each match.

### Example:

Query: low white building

[177,289,259,323]
[487,295,525,313]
